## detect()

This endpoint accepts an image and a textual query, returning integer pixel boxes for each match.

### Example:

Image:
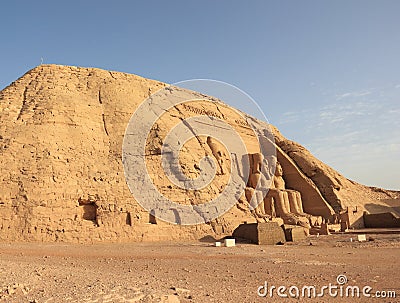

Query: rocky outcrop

[0,65,398,242]
[272,126,399,214]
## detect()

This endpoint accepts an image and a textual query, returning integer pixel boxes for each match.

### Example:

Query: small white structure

[215,241,221,247]
[357,234,367,242]
[224,239,236,247]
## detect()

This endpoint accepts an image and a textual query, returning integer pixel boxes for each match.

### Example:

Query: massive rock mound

[0,65,398,242]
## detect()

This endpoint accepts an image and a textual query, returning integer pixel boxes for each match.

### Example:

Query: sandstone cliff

[0,65,398,242]
[272,126,399,215]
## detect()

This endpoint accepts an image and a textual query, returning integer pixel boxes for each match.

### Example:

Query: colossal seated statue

[264,162,311,228]
[243,153,319,228]
[272,162,306,216]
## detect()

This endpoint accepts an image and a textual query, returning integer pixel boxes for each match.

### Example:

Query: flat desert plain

[0,233,399,303]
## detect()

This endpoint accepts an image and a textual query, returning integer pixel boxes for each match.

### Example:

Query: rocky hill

[0,65,398,242]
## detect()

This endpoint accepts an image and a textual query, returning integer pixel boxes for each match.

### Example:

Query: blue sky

[1,1,399,189]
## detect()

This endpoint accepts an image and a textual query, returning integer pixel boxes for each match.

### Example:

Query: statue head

[275,162,283,177]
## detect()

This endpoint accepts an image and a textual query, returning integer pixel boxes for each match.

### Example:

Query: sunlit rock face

[0,65,398,242]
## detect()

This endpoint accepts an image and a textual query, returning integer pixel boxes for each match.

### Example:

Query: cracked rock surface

[0,65,398,243]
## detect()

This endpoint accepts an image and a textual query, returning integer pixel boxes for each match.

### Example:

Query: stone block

[224,238,235,247]
[357,234,367,242]
[283,224,308,242]
[233,222,285,245]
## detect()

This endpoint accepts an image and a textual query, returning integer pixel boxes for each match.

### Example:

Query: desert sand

[0,233,399,303]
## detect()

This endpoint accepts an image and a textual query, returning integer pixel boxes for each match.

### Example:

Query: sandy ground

[0,233,399,303]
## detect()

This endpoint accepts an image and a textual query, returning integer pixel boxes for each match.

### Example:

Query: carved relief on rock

[240,153,321,229]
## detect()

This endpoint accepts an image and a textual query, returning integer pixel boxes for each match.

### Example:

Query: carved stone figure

[244,153,273,222]
[273,163,307,216]
[263,162,313,228]
[251,152,264,174]
[206,136,227,175]
[248,153,271,189]
[242,154,317,229]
